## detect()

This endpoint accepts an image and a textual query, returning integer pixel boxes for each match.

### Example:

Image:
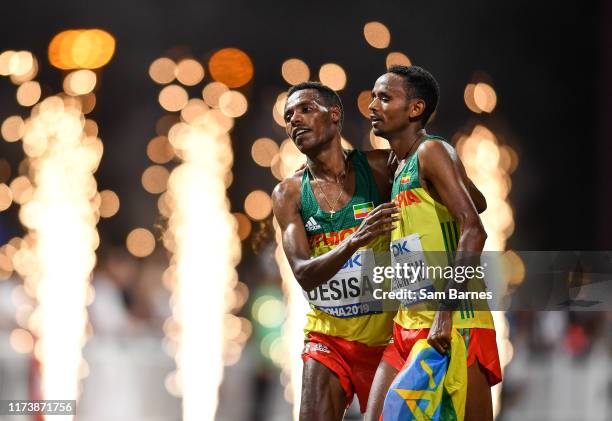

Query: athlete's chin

[296,139,316,153]
[371,126,386,137]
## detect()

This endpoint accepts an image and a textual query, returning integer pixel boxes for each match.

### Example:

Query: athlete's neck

[387,127,428,161]
[306,136,348,182]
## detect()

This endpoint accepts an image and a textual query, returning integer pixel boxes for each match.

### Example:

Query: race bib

[303,248,381,318]
[390,234,435,307]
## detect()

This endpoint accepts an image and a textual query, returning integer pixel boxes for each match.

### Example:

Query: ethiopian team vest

[390,136,494,330]
[300,150,394,347]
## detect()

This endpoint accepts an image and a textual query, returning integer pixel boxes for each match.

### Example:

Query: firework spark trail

[20,96,101,421]
[165,121,241,420]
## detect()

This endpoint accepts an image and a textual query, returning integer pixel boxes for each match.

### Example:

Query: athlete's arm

[364,149,396,200]
[272,175,399,292]
[418,141,487,354]
[461,166,487,214]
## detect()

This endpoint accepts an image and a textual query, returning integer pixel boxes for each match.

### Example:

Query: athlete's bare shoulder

[418,138,457,162]
[271,169,304,216]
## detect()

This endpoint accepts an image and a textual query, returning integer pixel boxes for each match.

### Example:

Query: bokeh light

[456,125,515,249]
[386,52,411,68]
[341,137,353,150]
[142,165,170,194]
[233,212,252,240]
[71,29,115,68]
[49,29,80,67]
[9,328,34,354]
[181,99,209,124]
[281,59,310,85]
[318,63,346,91]
[147,136,175,164]
[208,48,254,88]
[369,130,390,149]
[252,295,285,328]
[251,138,279,167]
[63,69,97,96]
[219,90,248,118]
[464,82,497,113]
[473,82,497,113]
[176,58,205,86]
[16,81,41,107]
[99,190,120,218]
[10,55,38,85]
[279,138,306,178]
[244,190,273,220]
[502,250,526,286]
[270,155,283,181]
[1,115,25,142]
[159,84,189,112]
[0,183,12,211]
[464,84,478,113]
[0,51,15,76]
[363,21,391,49]
[272,92,288,127]
[9,176,33,205]
[202,81,229,108]
[357,90,372,118]
[84,119,98,137]
[149,57,177,84]
[126,228,156,257]
[49,29,115,69]
[81,93,96,114]
[8,51,34,76]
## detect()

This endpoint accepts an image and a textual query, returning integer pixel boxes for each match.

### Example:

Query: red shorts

[302,332,387,413]
[382,323,502,386]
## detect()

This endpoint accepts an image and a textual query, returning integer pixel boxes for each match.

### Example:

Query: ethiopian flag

[382,330,467,421]
[353,201,374,219]
[400,174,411,185]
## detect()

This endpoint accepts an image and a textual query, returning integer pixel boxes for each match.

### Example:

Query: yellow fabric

[386,329,467,421]
[304,233,395,347]
[392,186,494,330]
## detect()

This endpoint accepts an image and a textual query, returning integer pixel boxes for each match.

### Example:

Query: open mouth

[292,128,311,140]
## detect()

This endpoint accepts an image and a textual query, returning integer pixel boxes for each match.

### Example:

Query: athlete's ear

[409,98,426,120]
[330,105,341,124]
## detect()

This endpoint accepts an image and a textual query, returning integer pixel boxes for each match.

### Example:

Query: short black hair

[387,65,439,125]
[287,81,344,129]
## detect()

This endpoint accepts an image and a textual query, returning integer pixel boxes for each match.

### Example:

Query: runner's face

[284,89,339,153]
[369,73,413,137]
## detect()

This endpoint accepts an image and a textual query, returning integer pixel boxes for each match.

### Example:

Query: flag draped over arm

[382,329,468,421]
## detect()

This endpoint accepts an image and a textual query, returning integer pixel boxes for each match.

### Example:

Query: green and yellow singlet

[390,136,494,330]
[300,150,394,347]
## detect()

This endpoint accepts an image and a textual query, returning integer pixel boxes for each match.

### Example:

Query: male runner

[272,82,399,420]
[364,66,502,421]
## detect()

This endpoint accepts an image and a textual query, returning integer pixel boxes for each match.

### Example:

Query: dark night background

[0,0,606,250]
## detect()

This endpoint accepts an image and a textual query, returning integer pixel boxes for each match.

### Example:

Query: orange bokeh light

[49,29,115,70]
[357,90,372,118]
[208,48,254,88]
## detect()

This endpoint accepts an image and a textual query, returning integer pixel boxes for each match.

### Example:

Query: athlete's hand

[350,202,399,248]
[428,310,452,355]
